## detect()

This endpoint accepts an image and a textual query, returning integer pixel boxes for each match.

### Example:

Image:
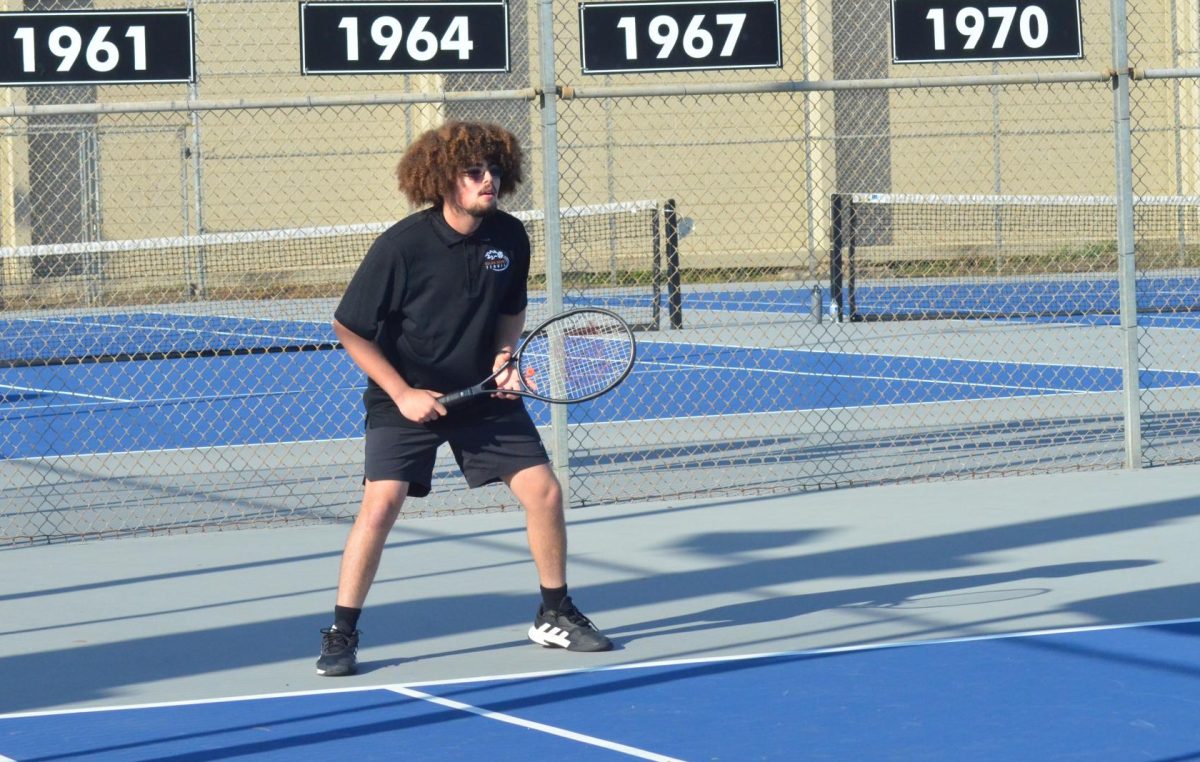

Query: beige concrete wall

[0,0,29,255]
[0,75,31,289]
[3,0,1199,286]
[89,1,447,237]
[550,1,835,274]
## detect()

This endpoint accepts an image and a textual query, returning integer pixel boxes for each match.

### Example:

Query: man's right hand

[395,388,447,424]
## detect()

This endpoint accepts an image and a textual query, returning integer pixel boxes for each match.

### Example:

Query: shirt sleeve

[334,235,403,340]
[498,221,530,316]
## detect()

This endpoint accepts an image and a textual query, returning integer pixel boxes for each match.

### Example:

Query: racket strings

[520,312,633,401]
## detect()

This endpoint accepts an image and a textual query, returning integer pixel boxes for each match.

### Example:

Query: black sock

[540,585,568,612]
[333,605,361,633]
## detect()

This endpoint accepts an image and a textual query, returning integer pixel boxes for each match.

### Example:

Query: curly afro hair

[395,121,525,207]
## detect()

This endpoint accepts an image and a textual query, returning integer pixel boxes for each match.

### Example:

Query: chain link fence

[2,0,1198,545]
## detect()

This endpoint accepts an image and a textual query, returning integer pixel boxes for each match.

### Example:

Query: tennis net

[1,200,673,369]
[829,192,1200,321]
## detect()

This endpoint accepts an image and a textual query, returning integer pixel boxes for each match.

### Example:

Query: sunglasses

[461,163,504,182]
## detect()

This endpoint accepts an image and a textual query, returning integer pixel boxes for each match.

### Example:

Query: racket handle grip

[437,389,473,409]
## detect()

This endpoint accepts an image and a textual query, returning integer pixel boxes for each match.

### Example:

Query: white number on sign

[440,16,473,59]
[371,17,403,60]
[615,13,746,60]
[338,15,474,62]
[12,25,148,73]
[925,5,1049,50]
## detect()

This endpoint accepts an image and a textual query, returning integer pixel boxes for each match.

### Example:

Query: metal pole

[1111,0,1142,469]
[1169,0,1187,266]
[537,0,571,503]
[800,0,816,273]
[991,62,1004,276]
[187,0,206,297]
[558,71,1113,100]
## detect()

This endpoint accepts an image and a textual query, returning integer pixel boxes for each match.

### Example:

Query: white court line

[632,358,1088,395]
[393,614,1200,689]
[0,382,131,403]
[390,686,683,761]
[26,313,328,346]
[1003,314,1200,332]
[3,615,1197,721]
[3,385,340,413]
[0,434,364,463]
[637,336,1200,376]
[0,684,390,720]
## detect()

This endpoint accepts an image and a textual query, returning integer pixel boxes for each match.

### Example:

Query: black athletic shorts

[363,399,549,497]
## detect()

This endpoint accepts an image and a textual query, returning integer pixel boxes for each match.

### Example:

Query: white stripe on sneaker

[529,623,573,648]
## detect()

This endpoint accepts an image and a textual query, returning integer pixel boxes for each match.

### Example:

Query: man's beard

[466,197,498,218]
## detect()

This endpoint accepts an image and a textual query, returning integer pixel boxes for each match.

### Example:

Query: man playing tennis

[317,121,612,677]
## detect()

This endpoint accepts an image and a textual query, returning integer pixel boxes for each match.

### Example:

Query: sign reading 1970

[579,0,781,74]
[892,0,1082,63]
[0,10,194,85]
[300,2,509,74]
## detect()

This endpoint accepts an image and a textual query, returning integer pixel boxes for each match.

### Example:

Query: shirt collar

[427,205,494,245]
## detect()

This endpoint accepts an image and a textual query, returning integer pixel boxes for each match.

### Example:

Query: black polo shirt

[334,206,530,426]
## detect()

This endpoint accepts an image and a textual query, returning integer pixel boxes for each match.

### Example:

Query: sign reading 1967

[300,2,509,74]
[892,0,1082,63]
[579,0,781,74]
[0,10,194,85]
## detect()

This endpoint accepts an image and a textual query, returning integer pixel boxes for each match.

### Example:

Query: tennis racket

[438,308,636,409]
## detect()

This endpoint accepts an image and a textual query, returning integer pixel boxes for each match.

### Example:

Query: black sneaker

[316,626,359,676]
[528,596,613,652]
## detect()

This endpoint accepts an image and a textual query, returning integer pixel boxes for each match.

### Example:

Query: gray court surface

[3,461,1200,717]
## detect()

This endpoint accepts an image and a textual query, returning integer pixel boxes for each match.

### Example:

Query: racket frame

[437,307,636,408]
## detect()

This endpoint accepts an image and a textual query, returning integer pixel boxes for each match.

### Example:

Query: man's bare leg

[506,464,565,588]
[317,479,407,676]
[508,464,612,652]
[336,479,409,608]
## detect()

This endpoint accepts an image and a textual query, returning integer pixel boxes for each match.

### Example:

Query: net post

[828,193,844,322]
[664,199,683,329]
[846,196,860,322]
[650,200,662,330]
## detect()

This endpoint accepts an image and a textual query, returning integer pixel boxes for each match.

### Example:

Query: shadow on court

[608,560,1153,644]
[4,488,1200,715]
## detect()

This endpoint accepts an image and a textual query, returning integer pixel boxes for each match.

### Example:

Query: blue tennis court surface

[847,275,1200,320]
[5,309,1200,459]
[0,312,332,364]
[594,282,1200,324]
[2,619,1198,761]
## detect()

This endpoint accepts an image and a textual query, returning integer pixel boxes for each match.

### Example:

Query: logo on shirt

[483,249,511,272]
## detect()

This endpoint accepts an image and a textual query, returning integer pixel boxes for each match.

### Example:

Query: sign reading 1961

[0,10,194,85]
[300,2,509,74]
[892,0,1081,63]
[579,0,781,74]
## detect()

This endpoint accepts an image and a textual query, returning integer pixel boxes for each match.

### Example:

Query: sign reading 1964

[579,0,781,74]
[0,10,194,86]
[300,2,509,74]
[892,0,1082,63]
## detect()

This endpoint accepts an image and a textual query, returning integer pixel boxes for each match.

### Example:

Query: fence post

[187,0,206,297]
[536,0,572,502]
[1111,0,1143,469]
